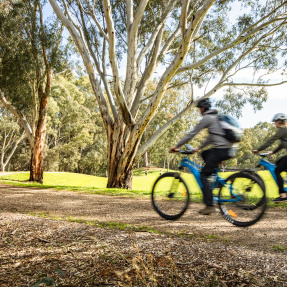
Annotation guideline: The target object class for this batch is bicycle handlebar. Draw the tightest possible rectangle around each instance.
[179,150,195,155]
[258,153,270,158]
[179,144,195,155]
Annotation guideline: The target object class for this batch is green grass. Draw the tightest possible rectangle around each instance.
[272,244,287,252]
[0,170,286,201]
[0,170,172,197]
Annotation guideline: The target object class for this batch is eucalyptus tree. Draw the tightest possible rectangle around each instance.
[49,0,287,188]
[0,110,26,172]
[0,0,67,183]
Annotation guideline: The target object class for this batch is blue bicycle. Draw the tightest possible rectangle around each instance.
[256,153,287,192]
[152,146,266,227]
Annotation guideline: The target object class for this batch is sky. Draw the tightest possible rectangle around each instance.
[194,72,287,129]
[238,85,287,128]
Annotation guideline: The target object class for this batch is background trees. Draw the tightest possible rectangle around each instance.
[0,110,25,172]
[0,0,67,183]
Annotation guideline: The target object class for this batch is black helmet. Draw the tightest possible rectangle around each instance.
[196,98,211,110]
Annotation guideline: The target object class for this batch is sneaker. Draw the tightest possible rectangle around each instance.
[198,206,216,215]
[273,197,287,202]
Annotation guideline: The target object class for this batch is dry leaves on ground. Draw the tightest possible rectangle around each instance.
[1,212,287,287]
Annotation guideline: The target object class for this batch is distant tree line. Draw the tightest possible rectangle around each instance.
[0,74,282,175]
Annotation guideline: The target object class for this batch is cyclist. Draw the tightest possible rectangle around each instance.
[169,98,235,215]
[253,113,287,202]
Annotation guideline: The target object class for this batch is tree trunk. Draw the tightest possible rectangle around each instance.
[143,151,149,167]
[171,154,177,169]
[29,71,52,183]
[106,123,140,189]
[29,94,49,183]
[1,150,4,172]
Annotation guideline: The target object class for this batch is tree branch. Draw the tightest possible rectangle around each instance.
[82,0,109,41]
[49,0,114,128]
[103,0,134,126]
[222,81,287,87]
[0,90,33,146]
[177,14,287,74]
[131,25,164,116]
[136,0,177,68]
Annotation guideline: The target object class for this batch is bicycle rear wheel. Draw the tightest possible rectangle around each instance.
[218,172,266,227]
[152,172,190,220]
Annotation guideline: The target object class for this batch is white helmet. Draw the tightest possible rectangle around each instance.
[272,113,287,122]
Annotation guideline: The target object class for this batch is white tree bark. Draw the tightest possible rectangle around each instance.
[0,90,33,146]
[0,131,25,172]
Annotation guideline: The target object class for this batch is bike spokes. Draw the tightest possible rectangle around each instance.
[218,172,266,227]
[152,172,190,220]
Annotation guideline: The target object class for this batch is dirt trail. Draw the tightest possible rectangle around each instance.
[0,183,286,251]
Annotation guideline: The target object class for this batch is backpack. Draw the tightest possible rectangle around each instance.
[215,115,243,143]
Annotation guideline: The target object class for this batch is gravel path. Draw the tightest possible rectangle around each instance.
[1,183,287,286]
[0,183,286,252]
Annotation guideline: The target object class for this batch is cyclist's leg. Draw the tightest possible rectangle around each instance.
[201,149,216,207]
[275,155,287,196]
[201,148,231,207]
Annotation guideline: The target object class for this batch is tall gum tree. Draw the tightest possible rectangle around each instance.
[48,0,287,188]
[0,0,66,183]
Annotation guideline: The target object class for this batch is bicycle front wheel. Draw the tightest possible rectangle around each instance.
[152,172,190,220]
[218,172,266,227]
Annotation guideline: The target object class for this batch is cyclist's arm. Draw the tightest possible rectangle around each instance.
[257,129,284,151]
[175,117,209,148]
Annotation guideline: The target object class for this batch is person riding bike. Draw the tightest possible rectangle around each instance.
[253,113,287,202]
[169,98,235,215]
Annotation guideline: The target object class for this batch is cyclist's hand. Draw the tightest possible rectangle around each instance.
[193,148,201,152]
[253,150,259,155]
[169,146,179,153]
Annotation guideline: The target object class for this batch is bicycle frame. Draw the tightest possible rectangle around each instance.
[180,157,242,203]
[257,157,287,192]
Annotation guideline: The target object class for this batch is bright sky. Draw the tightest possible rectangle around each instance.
[238,86,287,128]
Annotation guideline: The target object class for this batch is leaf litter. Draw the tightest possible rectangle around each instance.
[1,212,287,286]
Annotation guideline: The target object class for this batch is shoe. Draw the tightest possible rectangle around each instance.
[273,197,287,202]
[198,206,216,215]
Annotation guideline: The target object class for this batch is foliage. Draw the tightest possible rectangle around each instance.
[45,75,107,175]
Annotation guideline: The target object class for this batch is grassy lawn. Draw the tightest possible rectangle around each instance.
[0,169,285,202]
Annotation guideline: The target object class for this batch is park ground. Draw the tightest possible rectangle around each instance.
[0,172,287,286]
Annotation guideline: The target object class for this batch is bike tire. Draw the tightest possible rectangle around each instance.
[218,171,266,227]
[152,172,190,220]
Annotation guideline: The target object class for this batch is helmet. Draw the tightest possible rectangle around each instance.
[272,113,287,122]
[196,98,211,110]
